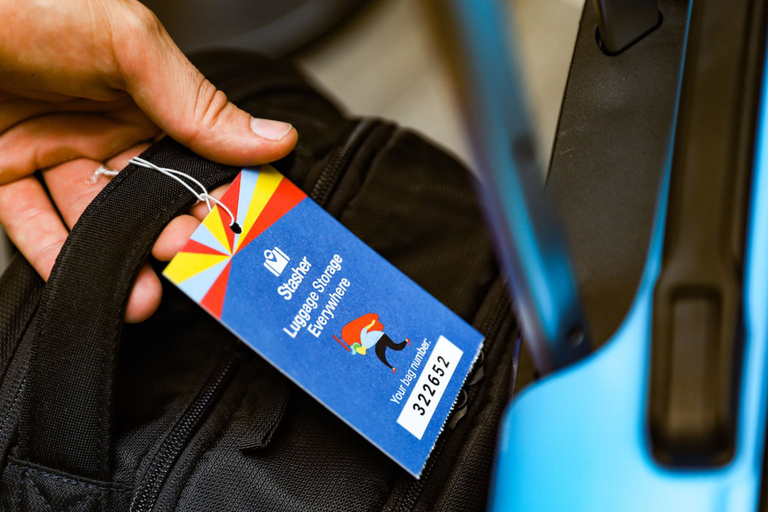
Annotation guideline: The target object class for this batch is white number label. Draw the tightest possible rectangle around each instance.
[397,336,463,439]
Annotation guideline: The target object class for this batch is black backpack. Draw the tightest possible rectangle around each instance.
[0,51,524,511]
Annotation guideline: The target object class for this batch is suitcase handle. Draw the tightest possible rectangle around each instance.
[18,138,240,480]
[649,0,759,467]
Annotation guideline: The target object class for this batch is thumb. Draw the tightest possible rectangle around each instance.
[109,4,297,166]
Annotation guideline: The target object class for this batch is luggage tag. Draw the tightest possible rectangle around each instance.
[163,164,484,477]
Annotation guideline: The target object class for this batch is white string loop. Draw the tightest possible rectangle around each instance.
[127,157,241,233]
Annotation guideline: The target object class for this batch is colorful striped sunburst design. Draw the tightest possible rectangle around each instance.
[163,165,306,317]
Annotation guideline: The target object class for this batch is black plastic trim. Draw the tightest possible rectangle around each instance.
[649,0,767,467]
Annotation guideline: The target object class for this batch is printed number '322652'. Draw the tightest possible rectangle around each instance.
[396,336,463,439]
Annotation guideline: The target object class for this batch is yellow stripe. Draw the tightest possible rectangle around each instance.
[235,167,283,252]
[202,206,231,254]
[163,252,230,284]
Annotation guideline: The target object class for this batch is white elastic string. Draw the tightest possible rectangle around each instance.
[127,157,240,233]
[87,165,120,184]
[147,165,214,211]
[95,165,119,178]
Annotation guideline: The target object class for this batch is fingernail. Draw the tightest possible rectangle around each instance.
[250,117,293,141]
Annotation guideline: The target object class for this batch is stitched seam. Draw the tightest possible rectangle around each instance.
[16,468,25,510]
[27,471,99,512]
[61,494,94,512]
[0,375,24,442]
[0,271,42,386]
[27,474,54,512]
[7,463,132,494]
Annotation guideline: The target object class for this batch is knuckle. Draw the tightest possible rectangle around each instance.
[0,144,22,186]
[3,205,44,233]
[28,236,67,278]
[30,237,66,265]
[182,80,229,146]
[127,3,164,39]
[197,83,229,128]
[102,3,167,88]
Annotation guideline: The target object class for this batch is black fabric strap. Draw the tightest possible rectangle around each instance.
[19,138,240,480]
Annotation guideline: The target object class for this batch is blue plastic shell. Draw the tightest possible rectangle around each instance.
[490,22,768,512]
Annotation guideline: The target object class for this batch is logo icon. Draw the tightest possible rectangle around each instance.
[264,247,290,277]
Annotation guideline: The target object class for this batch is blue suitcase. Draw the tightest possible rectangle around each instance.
[439,0,768,509]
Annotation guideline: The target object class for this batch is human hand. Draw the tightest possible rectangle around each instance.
[0,0,297,322]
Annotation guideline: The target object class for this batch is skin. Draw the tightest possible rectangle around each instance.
[0,0,298,322]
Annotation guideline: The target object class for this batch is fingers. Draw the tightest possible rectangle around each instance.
[138,183,232,319]
[154,182,228,261]
[0,96,135,133]
[0,176,68,280]
[153,215,199,261]
[0,112,159,184]
[109,3,297,166]
[189,184,229,221]
[43,158,113,226]
[42,148,227,269]
[42,141,152,228]
[125,263,162,324]
[105,142,152,171]
[5,138,231,324]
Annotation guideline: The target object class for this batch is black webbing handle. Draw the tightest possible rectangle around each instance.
[18,138,241,480]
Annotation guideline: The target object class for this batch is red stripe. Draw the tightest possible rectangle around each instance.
[201,261,232,319]
[219,173,242,252]
[333,335,350,352]
[180,239,228,257]
[235,178,306,254]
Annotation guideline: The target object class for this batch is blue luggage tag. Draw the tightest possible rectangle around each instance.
[163,165,485,477]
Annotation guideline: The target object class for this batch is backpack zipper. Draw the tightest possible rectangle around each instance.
[310,118,377,206]
[396,287,511,512]
[129,354,237,512]
[128,121,378,511]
